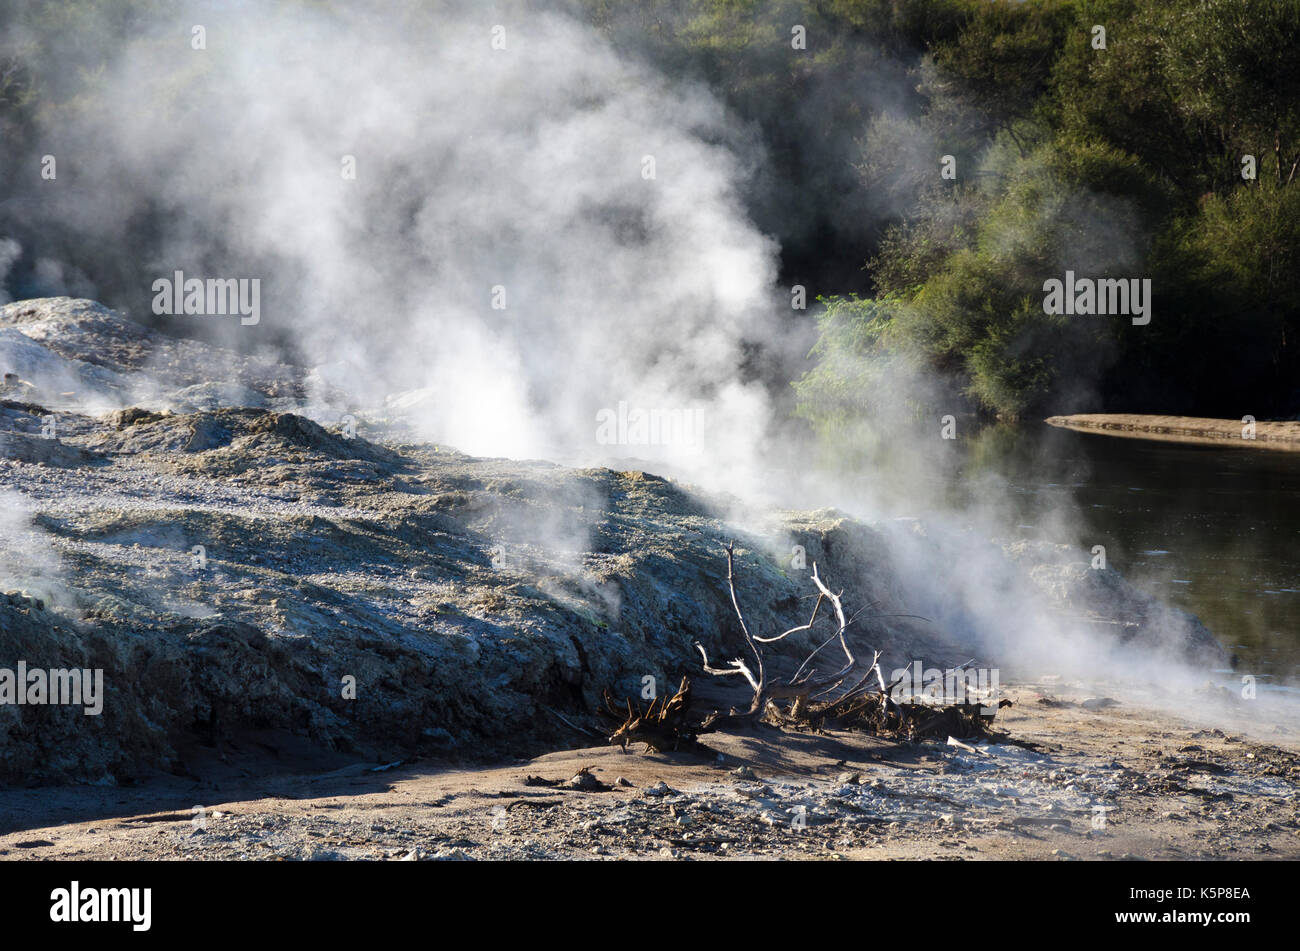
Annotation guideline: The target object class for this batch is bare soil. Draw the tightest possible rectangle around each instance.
[3,680,1296,861]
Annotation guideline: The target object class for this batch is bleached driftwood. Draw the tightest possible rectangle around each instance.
[694,540,895,724]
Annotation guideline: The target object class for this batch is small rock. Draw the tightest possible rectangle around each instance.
[1081,697,1117,711]
[566,768,606,791]
[732,766,755,779]
[615,776,633,787]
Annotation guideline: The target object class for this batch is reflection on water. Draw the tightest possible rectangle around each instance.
[955,423,1300,684]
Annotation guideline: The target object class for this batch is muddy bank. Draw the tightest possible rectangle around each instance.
[1046,413,1300,450]
[1,682,1296,861]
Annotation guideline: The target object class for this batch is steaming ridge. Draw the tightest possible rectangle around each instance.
[0,297,1241,785]
[0,2,791,488]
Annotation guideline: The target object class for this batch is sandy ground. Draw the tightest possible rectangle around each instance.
[2,680,1296,861]
[1045,414,1300,450]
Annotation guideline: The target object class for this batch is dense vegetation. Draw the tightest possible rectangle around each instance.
[585,0,1300,422]
[2,0,1297,424]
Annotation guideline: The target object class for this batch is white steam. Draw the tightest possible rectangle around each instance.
[46,2,785,492]
[2,0,1292,731]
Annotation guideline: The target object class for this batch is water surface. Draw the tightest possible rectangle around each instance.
[960,424,1300,684]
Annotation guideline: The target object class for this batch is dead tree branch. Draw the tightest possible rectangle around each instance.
[600,676,698,753]
[696,543,881,723]
[694,542,1008,740]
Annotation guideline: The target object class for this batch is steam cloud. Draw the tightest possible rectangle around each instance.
[1,0,1293,728]
[7,0,794,493]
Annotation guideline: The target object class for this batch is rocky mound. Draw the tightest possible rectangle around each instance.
[0,299,1229,786]
[0,296,301,412]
